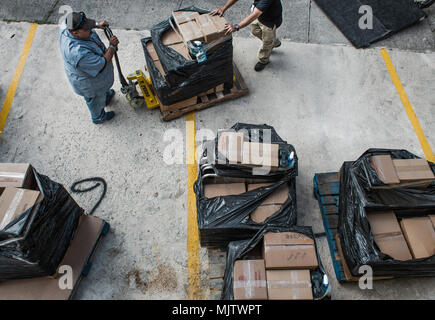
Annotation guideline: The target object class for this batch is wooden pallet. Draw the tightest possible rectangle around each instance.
[207,248,227,300]
[313,172,393,283]
[160,63,249,121]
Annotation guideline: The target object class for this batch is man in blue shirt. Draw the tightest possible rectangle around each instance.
[212,0,282,72]
[59,12,119,124]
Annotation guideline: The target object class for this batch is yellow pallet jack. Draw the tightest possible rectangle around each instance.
[104,27,160,110]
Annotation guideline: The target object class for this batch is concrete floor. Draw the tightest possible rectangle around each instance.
[0,1,435,300]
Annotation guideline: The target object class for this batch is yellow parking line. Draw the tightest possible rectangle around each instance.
[380,49,435,163]
[0,23,38,137]
[186,112,201,299]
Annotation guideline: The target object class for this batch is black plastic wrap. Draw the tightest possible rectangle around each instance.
[338,148,435,277]
[141,6,234,106]
[313,0,426,48]
[0,168,83,280]
[221,225,328,300]
[194,124,298,247]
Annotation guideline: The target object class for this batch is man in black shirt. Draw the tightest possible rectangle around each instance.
[211,0,282,71]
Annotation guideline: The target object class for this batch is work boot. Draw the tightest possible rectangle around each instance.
[254,61,269,72]
[93,111,115,124]
[106,89,116,106]
[273,39,281,48]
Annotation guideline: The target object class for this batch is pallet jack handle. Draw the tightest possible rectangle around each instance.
[103,27,129,91]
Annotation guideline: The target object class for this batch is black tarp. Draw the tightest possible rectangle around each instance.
[141,6,234,106]
[0,168,83,280]
[338,149,435,277]
[194,124,298,247]
[313,0,427,48]
[221,226,329,300]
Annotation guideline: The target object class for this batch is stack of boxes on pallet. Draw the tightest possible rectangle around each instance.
[0,163,107,299]
[144,9,233,109]
[205,131,288,224]
[369,155,435,260]
[233,232,318,300]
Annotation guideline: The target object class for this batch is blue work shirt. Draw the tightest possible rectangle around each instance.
[59,23,114,98]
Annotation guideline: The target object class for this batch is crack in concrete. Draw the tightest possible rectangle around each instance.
[42,0,60,24]
[308,0,312,43]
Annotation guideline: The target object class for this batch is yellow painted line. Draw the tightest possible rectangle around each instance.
[186,112,201,300]
[380,49,435,163]
[0,23,38,137]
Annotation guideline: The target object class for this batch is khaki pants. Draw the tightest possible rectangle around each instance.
[250,19,279,64]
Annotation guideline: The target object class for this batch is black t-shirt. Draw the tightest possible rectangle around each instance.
[254,0,283,28]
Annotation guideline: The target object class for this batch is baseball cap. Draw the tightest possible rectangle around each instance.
[66,12,96,31]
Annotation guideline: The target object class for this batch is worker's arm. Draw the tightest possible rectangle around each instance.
[210,0,240,16]
[103,36,119,64]
[224,7,263,35]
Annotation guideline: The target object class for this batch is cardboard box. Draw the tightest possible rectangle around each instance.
[0,187,40,232]
[401,217,435,259]
[169,42,192,60]
[0,163,33,194]
[430,215,435,230]
[393,159,435,182]
[204,183,246,198]
[218,132,244,163]
[172,11,200,25]
[178,20,204,43]
[367,211,412,261]
[247,183,289,205]
[242,142,280,168]
[263,232,318,269]
[266,270,313,300]
[250,205,281,223]
[146,42,159,61]
[0,214,105,300]
[371,155,400,185]
[161,28,183,45]
[233,259,268,300]
[172,11,228,45]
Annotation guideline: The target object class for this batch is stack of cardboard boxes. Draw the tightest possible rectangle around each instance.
[144,10,232,107]
[367,211,435,260]
[217,131,281,170]
[0,163,107,299]
[371,155,435,188]
[367,155,435,260]
[233,232,318,300]
[205,131,287,223]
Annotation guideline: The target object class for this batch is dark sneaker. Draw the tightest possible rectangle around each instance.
[106,89,116,106]
[274,39,281,48]
[93,111,115,124]
[254,62,269,72]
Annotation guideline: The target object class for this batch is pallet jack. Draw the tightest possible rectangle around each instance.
[103,27,159,110]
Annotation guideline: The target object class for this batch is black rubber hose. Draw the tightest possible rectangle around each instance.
[70,177,107,215]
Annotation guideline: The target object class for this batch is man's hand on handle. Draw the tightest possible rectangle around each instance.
[96,20,110,29]
[109,36,119,48]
